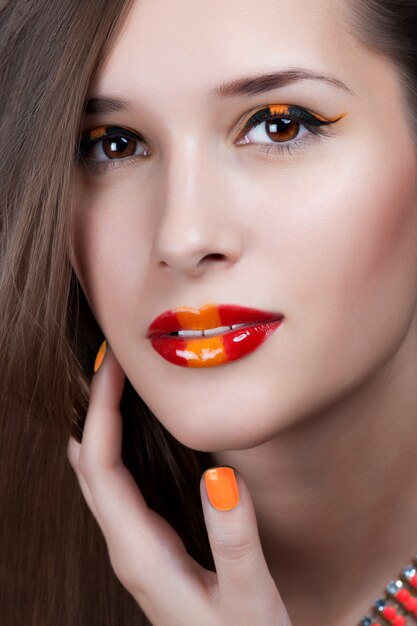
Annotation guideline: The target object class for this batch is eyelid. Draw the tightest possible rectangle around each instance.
[81,125,142,139]
[235,103,347,141]
[79,125,145,152]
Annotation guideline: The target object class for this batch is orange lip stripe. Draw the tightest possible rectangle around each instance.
[175,303,222,330]
[183,336,228,367]
[175,304,228,367]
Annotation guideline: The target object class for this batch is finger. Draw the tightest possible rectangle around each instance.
[200,467,292,624]
[67,435,81,467]
[73,342,212,617]
[67,436,100,520]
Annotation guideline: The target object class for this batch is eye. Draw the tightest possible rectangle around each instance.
[77,106,345,176]
[235,104,345,156]
[77,125,150,175]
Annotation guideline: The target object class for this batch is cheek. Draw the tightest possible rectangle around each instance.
[70,184,152,327]
[327,161,416,314]
[285,148,417,376]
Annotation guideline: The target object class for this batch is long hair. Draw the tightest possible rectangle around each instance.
[1,1,416,624]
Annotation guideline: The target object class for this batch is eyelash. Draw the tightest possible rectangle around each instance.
[77,104,342,175]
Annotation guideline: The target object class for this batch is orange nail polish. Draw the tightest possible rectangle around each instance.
[94,340,107,373]
[204,467,240,511]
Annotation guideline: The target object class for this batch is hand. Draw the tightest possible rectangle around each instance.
[67,343,293,626]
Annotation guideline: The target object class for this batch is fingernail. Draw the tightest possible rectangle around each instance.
[94,340,107,373]
[204,467,240,511]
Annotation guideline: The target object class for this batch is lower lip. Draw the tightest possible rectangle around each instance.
[149,320,283,368]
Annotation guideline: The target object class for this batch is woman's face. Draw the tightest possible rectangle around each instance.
[71,0,417,451]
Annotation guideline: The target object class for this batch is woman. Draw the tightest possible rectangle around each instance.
[1,0,417,624]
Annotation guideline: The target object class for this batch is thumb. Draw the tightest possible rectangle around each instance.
[200,467,291,623]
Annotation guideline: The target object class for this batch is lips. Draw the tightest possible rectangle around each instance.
[148,303,284,368]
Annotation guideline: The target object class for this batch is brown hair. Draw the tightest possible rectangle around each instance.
[347,0,417,142]
[0,0,416,623]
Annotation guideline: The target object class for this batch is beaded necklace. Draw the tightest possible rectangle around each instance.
[360,555,417,625]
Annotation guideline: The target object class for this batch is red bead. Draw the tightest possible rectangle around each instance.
[407,598,417,611]
[382,606,397,619]
[411,574,417,587]
[393,616,406,626]
[397,589,411,602]
[382,605,397,619]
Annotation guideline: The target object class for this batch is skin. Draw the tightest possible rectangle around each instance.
[68,0,417,624]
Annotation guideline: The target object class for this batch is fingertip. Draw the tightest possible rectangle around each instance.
[202,466,240,512]
[90,339,125,391]
[93,340,108,374]
[67,436,81,466]
[84,344,127,454]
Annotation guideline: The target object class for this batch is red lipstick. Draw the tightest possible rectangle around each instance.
[148,303,283,368]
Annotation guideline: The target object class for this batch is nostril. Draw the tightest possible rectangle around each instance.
[199,253,226,264]
[157,252,227,271]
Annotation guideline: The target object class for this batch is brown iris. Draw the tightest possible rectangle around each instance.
[265,117,300,143]
[101,135,137,159]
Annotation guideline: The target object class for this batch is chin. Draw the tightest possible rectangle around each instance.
[142,391,299,452]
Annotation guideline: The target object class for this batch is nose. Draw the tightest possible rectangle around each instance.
[152,147,243,278]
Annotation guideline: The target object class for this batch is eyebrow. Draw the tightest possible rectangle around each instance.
[84,68,355,114]
[212,68,355,99]
[84,97,131,114]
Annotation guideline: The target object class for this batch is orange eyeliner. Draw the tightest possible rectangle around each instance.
[268,104,347,123]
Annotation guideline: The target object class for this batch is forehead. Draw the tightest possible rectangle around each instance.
[89,0,401,115]
[91,0,361,97]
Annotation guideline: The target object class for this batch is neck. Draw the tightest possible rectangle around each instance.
[212,328,417,625]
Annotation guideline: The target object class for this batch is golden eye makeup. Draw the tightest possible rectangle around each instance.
[77,104,347,175]
[235,104,346,157]
[77,125,150,175]
[236,104,345,141]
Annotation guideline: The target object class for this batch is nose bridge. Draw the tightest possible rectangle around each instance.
[152,137,242,274]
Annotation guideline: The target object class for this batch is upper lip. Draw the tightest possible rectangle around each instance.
[147,304,284,337]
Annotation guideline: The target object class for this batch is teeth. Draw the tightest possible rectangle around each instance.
[203,325,232,337]
[176,323,248,337]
